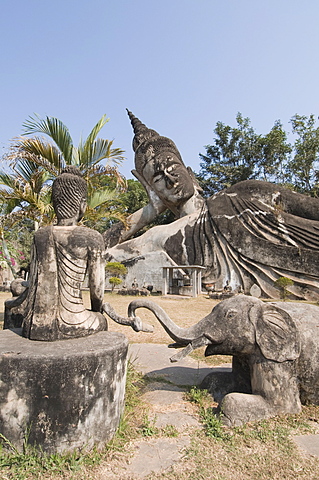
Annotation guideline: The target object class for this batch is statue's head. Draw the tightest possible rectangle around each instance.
[127,110,195,211]
[52,166,87,223]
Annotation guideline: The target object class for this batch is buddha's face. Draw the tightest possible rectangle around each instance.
[142,152,195,209]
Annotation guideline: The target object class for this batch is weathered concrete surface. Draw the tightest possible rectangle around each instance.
[125,436,190,478]
[143,382,201,430]
[128,343,229,386]
[0,329,128,453]
[293,434,319,458]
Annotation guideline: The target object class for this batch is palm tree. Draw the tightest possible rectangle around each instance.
[0,160,54,275]
[0,159,54,230]
[2,114,127,228]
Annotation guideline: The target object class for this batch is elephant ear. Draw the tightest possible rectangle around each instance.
[250,304,301,362]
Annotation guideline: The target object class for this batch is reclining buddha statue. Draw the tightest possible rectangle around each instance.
[105,111,319,301]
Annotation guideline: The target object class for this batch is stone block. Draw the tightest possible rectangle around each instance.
[0,329,128,453]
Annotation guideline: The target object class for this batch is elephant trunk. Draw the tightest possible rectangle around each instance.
[102,302,154,332]
[127,299,209,345]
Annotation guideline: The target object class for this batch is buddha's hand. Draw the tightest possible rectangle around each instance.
[132,169,166,215]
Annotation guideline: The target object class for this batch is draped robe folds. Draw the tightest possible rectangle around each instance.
[108,180,319,301]
[171,180,319,300]
[22,225,106,341]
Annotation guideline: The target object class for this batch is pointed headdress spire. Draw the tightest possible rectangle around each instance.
[126,109,159,153]
[126,109,184,175]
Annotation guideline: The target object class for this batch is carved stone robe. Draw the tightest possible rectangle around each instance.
[22,225,106,341]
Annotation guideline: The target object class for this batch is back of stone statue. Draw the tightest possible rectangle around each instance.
[22,224,106,341]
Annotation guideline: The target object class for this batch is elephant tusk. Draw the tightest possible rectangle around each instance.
[169,336,211,363]
[102,302,154,333]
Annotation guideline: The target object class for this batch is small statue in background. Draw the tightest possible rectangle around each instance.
[132,278,138,289]
[4,278,28,329]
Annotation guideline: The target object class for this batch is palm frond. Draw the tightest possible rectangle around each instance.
[30,171,51,195]
[22,115,73,164]
[71,146,80,166]
[13,157,40,180]
[0,172,17,189]
[88,187,118,209]
[77,115,109,165]
[10,137,62,175]
[83,115,109,148]
[13,159,51,188]
[40,186,52,206]
[78,138,125,169]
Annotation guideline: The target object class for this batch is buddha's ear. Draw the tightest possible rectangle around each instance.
[186,167,203,193]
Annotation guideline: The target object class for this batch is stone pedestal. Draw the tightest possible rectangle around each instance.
[0,329,128,453]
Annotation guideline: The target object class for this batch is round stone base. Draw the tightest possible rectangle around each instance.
[0,329,128,453]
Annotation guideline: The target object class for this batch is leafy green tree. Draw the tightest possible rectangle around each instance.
[288,114,319,195]
[119,179,149,215]
[108,276,123,292]
[105,261,127,292]
[198,114,292,196]
[198,113,260,195]
[0,191,37,276]
[258,120,292,183]
[105,261,128,277]
[0,160,54,231]
[198,113,319,198]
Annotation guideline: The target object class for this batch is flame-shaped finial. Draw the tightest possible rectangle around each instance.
[126,109,159,153]
[126,109,184,175]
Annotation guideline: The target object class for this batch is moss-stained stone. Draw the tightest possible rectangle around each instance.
[0,329,128,453]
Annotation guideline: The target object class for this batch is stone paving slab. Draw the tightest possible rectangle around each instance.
[150,410,200,429]
[142,381,201,430]
[125,436,190,478]
[142,385,186,405]
[128,343,231,386]
[293,434,319,458]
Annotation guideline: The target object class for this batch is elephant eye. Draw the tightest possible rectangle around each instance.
[226,309,237,320]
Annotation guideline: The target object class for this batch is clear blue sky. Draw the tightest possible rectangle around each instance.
[1,0,319,178]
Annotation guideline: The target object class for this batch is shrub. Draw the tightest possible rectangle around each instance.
[109,276,122,292]
[274,277,294,301]
[105,262,127,292]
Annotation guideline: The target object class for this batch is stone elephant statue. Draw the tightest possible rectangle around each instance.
[126,295,319,426]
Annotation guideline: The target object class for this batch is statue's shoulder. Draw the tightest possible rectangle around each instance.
[73,226,105,247]
[33,226,52,242]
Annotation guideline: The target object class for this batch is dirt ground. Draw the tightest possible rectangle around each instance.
[0,290,219,344]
